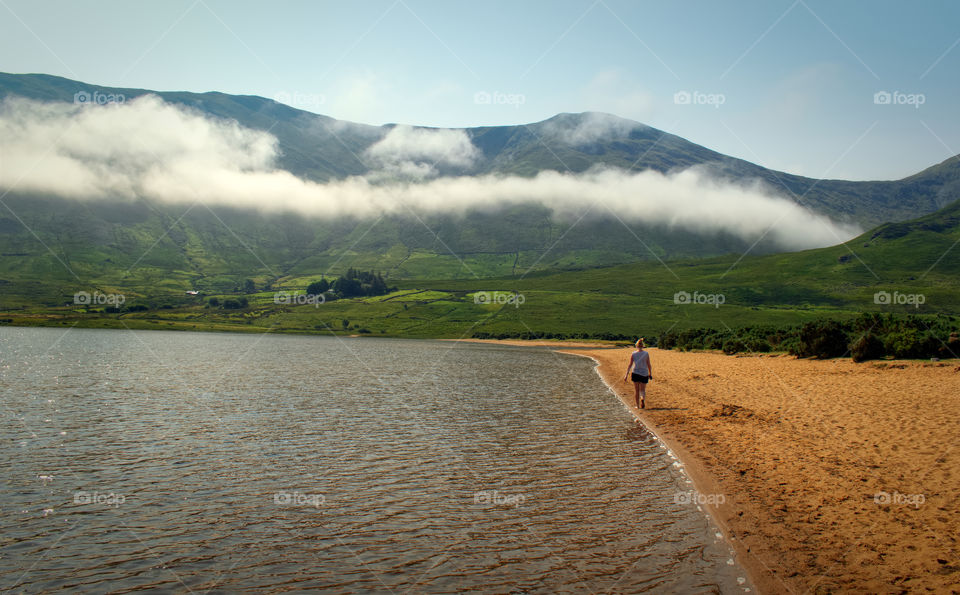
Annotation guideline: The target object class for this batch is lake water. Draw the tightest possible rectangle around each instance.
[1,327,750,593]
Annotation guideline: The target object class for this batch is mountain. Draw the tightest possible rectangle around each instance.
[2,72,959,227]
[0,72,959,305]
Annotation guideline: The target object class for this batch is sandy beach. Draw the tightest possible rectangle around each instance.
[552,346,960,594]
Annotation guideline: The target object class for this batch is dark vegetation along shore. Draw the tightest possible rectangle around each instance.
[476,313,960,362]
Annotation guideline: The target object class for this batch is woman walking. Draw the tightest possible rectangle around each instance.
[623,338,652,409]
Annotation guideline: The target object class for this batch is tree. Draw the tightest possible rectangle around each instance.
[244,279,256,293]
[328,269,391,298]
[307,279,329,296]
[332,275,362,297]
[208,297,220,307]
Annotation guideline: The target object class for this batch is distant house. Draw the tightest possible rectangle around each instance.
[185,290,200,295]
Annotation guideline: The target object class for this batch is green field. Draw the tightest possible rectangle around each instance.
[3,186,959,342]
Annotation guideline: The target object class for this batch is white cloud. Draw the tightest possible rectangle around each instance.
[542,111,643,146]
[0,95,277,199]
[365,125,479,167]
[0,96,860,250]
[363,124,480,178]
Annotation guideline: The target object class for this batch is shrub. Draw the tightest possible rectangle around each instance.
[939,332,960,359]
[796,320,849,359]
[705,334,725,350]
[722,338,747,355]
[849,332,885,362]
[883,329,922,359]
[658,331,678,350]
[745,338,771,352]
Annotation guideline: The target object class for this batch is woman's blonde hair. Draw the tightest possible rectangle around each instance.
[635,337,645,348]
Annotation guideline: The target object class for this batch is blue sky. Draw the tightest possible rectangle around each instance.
[1,0,958,180]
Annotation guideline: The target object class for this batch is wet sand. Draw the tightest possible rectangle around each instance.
[556,346,960,594]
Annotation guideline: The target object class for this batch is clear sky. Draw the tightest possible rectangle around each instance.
[1,0,958,180]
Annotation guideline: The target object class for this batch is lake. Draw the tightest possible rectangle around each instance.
[1,327,749,593]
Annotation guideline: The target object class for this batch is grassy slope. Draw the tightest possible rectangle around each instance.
[5,201,958,339]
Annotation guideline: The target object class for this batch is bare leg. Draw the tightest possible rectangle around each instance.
[633,381,641,408]
[639,382,647,408]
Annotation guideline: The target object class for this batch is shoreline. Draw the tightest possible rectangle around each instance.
[556,345,959,594]
[559,348,771,594]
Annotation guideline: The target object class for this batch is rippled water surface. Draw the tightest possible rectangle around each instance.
[1,327,749,593]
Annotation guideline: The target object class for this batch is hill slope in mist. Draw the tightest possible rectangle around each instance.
[0,71,958,302]
[3,199,958,340]
[2,72,959,228]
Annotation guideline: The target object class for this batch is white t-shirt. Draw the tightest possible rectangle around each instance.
[631,350,650,376]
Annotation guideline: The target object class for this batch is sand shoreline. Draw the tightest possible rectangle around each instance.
[566,347,959,594]
[456,339,960,593]
[560,348,769,593]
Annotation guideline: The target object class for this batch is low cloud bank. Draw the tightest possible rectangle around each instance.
[0,96,860,250]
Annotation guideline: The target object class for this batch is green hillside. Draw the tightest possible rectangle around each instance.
[3,199,957,342]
